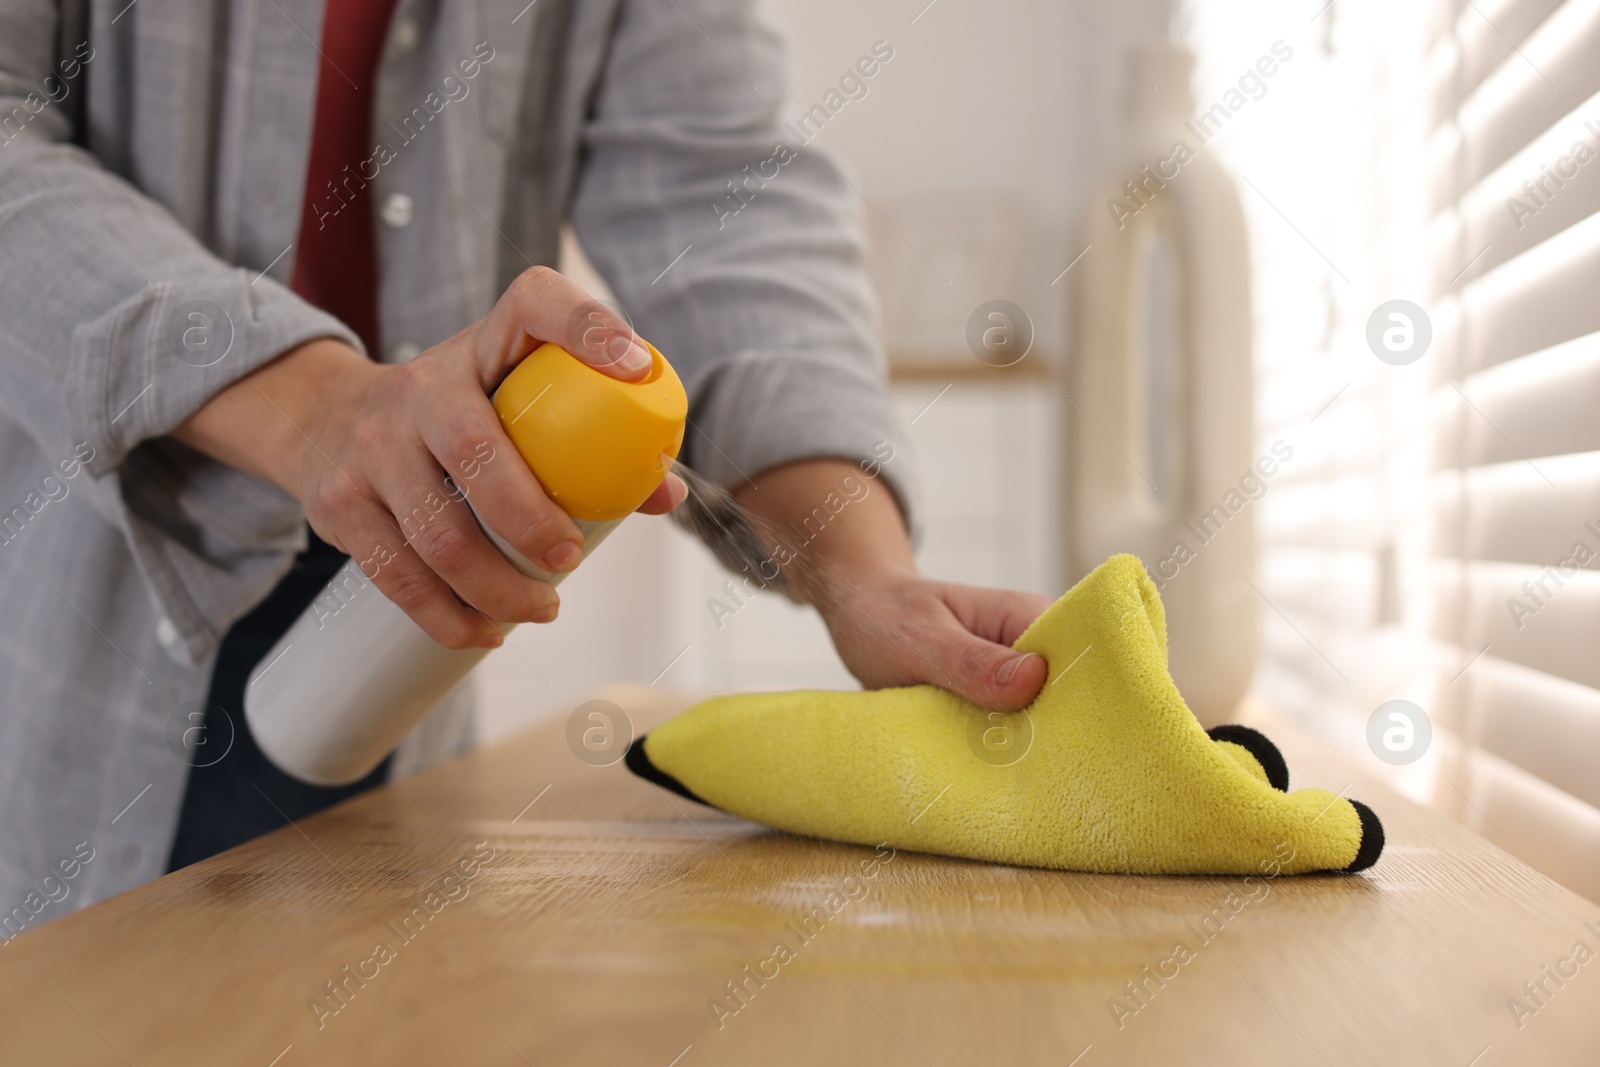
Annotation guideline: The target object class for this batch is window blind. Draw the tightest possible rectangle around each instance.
[1181,0,1600,900]
[1432,0,1600,901]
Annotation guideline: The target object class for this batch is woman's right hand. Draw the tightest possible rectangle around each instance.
[174,266,686,649]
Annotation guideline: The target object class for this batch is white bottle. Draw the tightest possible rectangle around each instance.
[244,341,688,785]
[1066,42,1257,727]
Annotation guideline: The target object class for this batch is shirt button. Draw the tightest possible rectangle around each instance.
[390,17,420,52]
[380,193,415,229]
[156,617,179,649]
[391,342,422,363]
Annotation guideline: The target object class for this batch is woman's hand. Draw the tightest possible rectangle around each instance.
[817,572,1053,712]
[735,459,1051,712]
[174,266,686,649]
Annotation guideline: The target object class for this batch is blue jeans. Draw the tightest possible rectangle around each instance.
[166,530,392,872]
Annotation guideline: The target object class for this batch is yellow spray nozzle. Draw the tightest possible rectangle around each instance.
[491,340,688,522]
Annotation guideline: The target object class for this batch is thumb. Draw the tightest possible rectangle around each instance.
[476,266,654,386]
[922,616,1047,713]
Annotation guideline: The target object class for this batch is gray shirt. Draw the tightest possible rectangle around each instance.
[0,0,914,931]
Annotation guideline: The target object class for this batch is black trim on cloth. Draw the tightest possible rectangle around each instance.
[1208,724,1291,792]
[625,735,713,807]
[1343,800,1385,872]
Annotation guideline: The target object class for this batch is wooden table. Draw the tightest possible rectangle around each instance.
[4,690,1596,1066]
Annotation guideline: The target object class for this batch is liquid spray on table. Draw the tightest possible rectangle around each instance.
[245,340,689,785]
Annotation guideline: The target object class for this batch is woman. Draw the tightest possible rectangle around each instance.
[0,0,1049,932]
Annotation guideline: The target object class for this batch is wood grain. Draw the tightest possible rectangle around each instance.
[2,689,1596,1066]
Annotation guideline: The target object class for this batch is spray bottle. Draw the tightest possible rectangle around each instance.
[244,340,688,785]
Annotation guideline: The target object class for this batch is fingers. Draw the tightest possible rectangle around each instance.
[326,504,503,651]
[838,585,1049,710]
[636,472,687,515]
[824,580,1050,712]
[940,583,1054,647]
[378,460,562,630]
[916,585,1052,711]
[297,265,674,652]
[476,265,653,386]
[409,371,587,575]
[920,618,1049,713]
[295,300,636,651]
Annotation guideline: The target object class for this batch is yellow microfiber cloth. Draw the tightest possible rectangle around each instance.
[627,554,1383,875]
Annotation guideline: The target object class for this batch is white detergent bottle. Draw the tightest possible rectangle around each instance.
[244,340,687,785]
[1066,42,1258,727]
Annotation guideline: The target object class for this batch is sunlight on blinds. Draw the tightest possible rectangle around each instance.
[1178,0,1440,785]
[1181,0,1600,898]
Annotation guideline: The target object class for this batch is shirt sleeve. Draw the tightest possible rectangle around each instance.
[567,0,921,536]
[0,3,360,666]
